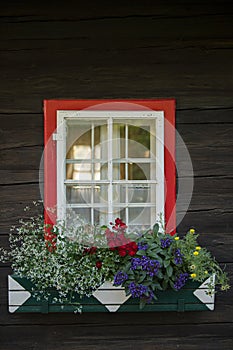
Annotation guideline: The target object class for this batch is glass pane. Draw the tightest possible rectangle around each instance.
[128,207,151,226]
[66,162,92,180]
[66,185,92,204]
[112,207,126,223]
[112,163,125,180]
[112,184,126,203]
[111,124,125,159]
[128,124,151,158]
[98,162,108,180]
[128,184,152,203]
[66,120,108,161]
[66,185,109,205]
[94,208,108,226]
[94,185,108,204]
[66,208,91,225]
[66,121,91,160]
[112,184,155,204]
[97,124,108,161]
[128,163,151,180]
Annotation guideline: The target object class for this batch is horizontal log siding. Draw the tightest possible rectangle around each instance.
[0,1,232,349]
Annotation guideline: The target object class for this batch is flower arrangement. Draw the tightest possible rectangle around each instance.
[0,205,230,311]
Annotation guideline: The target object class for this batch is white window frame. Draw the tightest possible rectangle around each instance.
[55,110,164,228]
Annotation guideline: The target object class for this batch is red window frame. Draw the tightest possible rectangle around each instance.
[44,99,176,234]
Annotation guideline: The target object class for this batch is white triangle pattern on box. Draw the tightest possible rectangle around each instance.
[8,276,31,313]
[193,275,215,311]
[92,281,131,312]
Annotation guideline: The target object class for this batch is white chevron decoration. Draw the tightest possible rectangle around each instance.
[193,276,215,310]
[92,281,131,312]
[8,276,31,313]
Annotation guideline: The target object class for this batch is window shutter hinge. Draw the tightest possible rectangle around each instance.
[52,133,63,141]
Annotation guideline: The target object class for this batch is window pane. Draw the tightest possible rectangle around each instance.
[66,185,92,204]
[112,163,125,180]
[94,185,108,203]
[66,185,109,204]
[112,207,126,222]
[107,123,125,159]
[128,207,151,227]
[128,184,153,203]
[94,208,108,225]
[128,124,151,158]
[67,208,91,225]
[66,162,92,180]
[128,163,151,180]
[112,184,155,204]
[66,120,107,161]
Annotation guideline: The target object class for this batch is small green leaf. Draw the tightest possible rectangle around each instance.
[164,259,170,268]
[153,223,159,234]
[166,265,173,277]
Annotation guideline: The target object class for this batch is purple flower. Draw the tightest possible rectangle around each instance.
[131,257,141,270]
[160,237,172,248]
[140,256,161,277]
[113,271,128,286]
[138,242,149,251]
[174,273,189,290]
[174,249,183,265]
[129,282,148,298]
[131,256,160,277]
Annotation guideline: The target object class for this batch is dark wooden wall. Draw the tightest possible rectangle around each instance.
[0,1,233,349]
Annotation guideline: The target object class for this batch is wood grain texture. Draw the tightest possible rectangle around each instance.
[0,46,232,112]
[0,323,232,350]
[0,0,232,348]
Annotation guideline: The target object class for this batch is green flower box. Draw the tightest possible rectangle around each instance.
[8,274,215,313]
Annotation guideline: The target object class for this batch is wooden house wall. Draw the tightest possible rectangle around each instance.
[0,1,232,349]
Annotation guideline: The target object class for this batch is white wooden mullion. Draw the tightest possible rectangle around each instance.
[108,117,113,224]
[61,110,163,119]
[56,112,67,221]
[125,123,129,224]
[91,123,95,225]
[155,114,165,223]
[150,120,157,227]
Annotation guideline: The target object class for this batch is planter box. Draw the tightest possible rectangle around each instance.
[8,275,215,313]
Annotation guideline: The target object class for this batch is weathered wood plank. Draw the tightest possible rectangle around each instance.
[0,323,232,350]
[0,113,43,150]
[177,107,233,124]
[177,176,233,212]
[1,11,232,41]
[1,0,232,19]
[177,209,233,234]
[0,146,43,170]
[0,47,232,112]
[0,184,41,232]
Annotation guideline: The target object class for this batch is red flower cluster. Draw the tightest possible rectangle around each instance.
[118,241,138,257]
[110,217,127,231]
[106,218,138,257]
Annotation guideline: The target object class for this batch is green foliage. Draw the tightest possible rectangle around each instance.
[0,205,230,311]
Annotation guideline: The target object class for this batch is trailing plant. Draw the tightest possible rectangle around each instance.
[0,205,230,311]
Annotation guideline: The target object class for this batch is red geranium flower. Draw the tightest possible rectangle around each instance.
[96,261,102,269]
